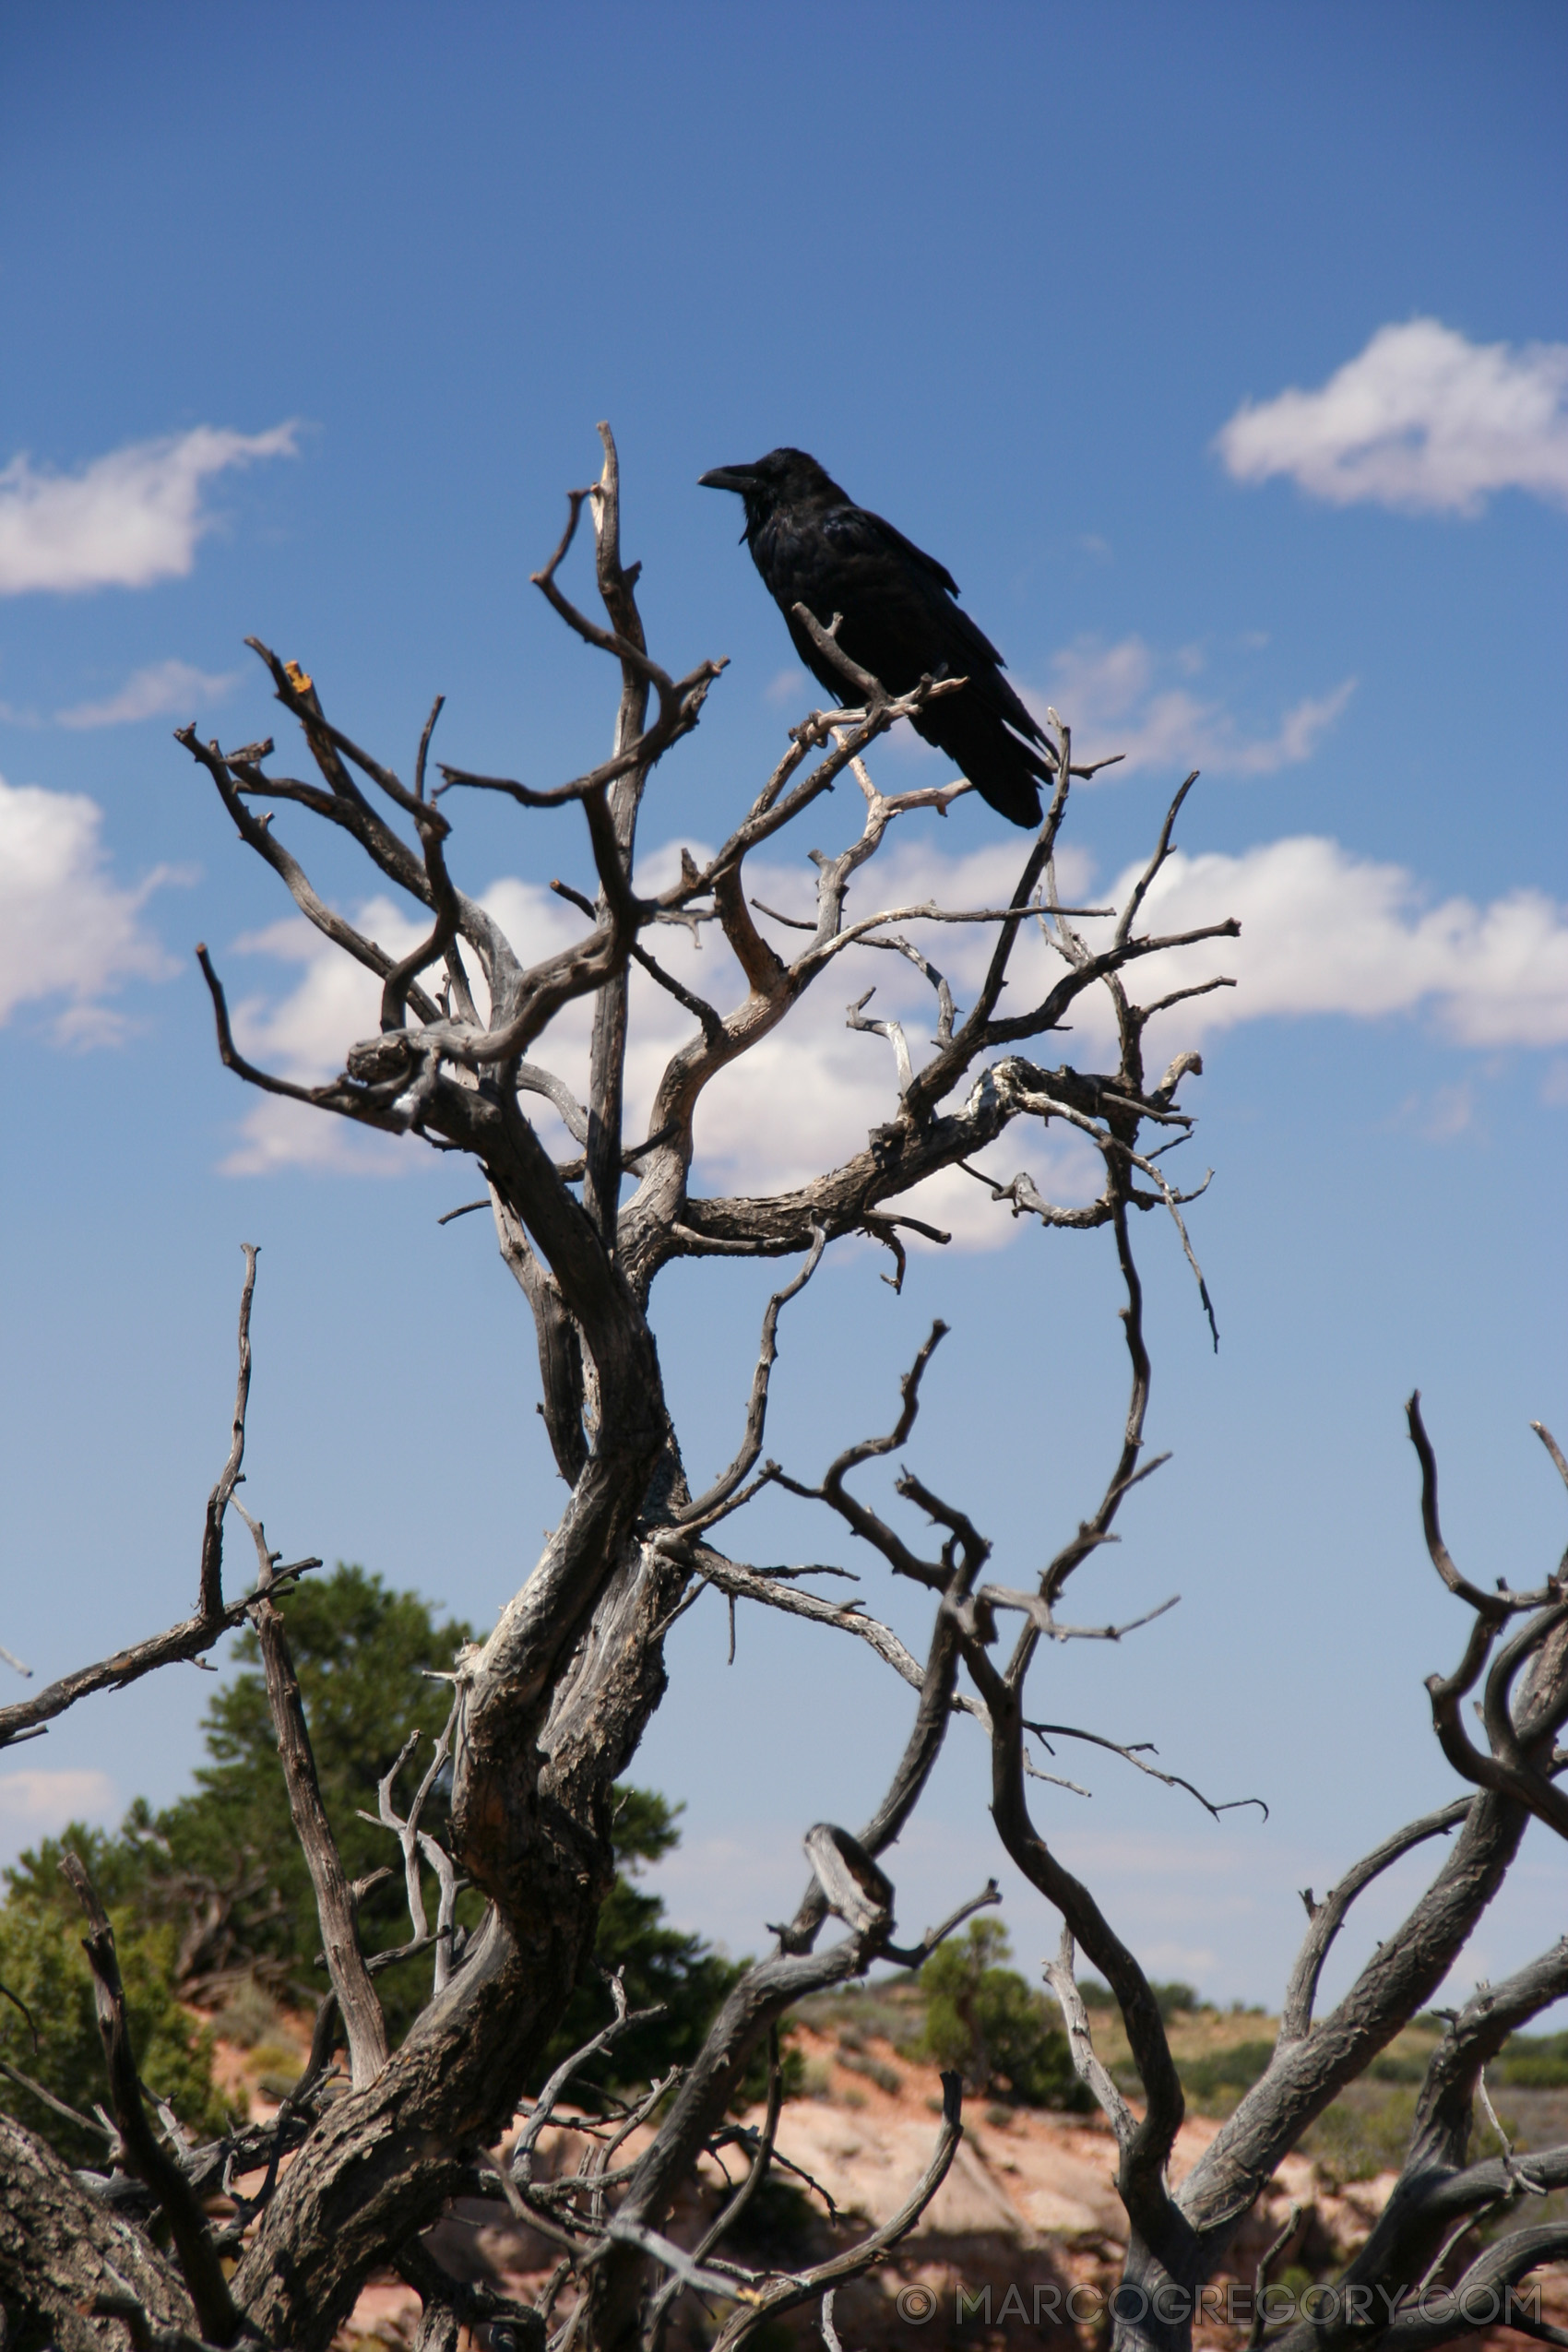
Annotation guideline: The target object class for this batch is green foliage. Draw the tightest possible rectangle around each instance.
[1495,2030,1568,2089]
[3,1822,157,1915]
[0,1844,237,2168]
[1303,2087,1418,2183]
[1177,2038,1275,2113]
[608,1784,684,1870]
[1360,2025,1568,2094]
[1150,1980,1200,2020]
[920,1919,1091,2110]
[838,2047,902,2095]
[153,1563,479,2038]
[1368,2049,1427,2084]
[1,1567,748,2153]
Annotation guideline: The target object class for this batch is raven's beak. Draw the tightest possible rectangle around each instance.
[697,465,756,493]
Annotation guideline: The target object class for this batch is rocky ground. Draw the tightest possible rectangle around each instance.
[206,1993,1568,2351]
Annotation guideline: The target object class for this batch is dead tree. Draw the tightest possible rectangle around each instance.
[2,427,1562,2352]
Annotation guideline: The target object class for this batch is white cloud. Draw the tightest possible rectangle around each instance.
[1094,835,1568,1052]
[0,422,300,594]
[1039,636,1354,778]
[1215,319,1568,516]
[0,773,182,1044]
[55,658,243,730]
[0,1767,117,1844]
[219,906,429,1175]
[210,820,1566,1213]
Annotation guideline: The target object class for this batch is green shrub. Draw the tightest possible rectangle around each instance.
[152,1563,481,2039]
[0,1855,237,2168]
[838,2048,901,2094]
[1177,2037,1274,2114]
[1303,2088,1418,2183]
[212,1977,280,2049]
[1150,1981,1200,2020]
[1495,2031,1568,2089]
[2,1567,756,2156]
[920,1920,1091,2110]
[1368,2049,1426,2084]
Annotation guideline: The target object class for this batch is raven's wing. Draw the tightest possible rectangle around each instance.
[765,500,1051,776]
[850,509,1051,749]
[817,505,1007,664]
[855,507,962,600]
[773,505,959,685]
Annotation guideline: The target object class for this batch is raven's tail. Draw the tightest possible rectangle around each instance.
[912,696,1050,828]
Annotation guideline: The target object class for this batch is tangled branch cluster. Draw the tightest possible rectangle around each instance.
[3,427,1564,2352]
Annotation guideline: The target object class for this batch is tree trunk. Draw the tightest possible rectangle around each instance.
[0,2114,196,2352]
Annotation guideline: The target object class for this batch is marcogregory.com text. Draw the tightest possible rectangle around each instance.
[887,2277,1548,2330]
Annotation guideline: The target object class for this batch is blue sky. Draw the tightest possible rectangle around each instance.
[1,1,1564,2012]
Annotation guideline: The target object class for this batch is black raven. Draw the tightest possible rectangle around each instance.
[697,446,1053,827]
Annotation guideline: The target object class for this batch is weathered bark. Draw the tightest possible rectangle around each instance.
[248,1591,391,2091]
[234,1514,690,2352]
[0,2114,196,2352]
[232,1911,577,2347]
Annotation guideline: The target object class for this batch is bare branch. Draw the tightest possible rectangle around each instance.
[231,1504,389,2088]
[357,1693,465,1994]
[1425,1601,1568,1836]
[845,983,912,1094]
[675,1228,827,1527]
[175,728,445,1025]
[1115,771,1199,949]
[1027,1717,1269,1822]
[1247,2202,1305,2349]
[197,1243,256,1618]
[707,2073,965,2351]
[0,1552,320,1751]
[666,1547,926,1691]
[0,2051,113,2144]
[1044,1928,1137,2143]
[881,1876,1003,1969]
[196,944,382,1119]
[787,1321,954,1592]
[1533,1418,1568,1497]
[59,1853,240,2345]
[992,1587,1180,1643]
[643,2026,788,2344]
[1407,1392,1562,1617]
[511,1976,668,2193]
[1378,2225,1568,2352]
[437,1196,491,1226]
[1277,1798,1472,2045]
